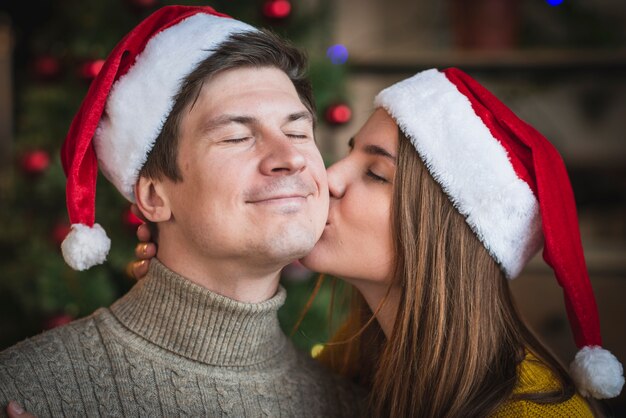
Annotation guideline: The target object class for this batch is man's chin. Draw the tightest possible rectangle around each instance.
[263,234,317,263]
[271,243,315,265]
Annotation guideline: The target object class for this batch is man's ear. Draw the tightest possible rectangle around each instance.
[134,176,172,223]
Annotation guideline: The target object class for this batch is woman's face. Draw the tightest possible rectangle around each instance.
[301,108,398,284]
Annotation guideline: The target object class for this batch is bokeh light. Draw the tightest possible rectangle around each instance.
[326,44,349,65]
[325,103,352,125]
[263,0,291,19]
[80,59,105,80]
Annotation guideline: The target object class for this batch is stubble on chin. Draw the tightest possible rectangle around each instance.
[259,223,319,264]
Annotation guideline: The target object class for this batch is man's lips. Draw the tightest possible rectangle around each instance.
[245,177,316,204]
[246,194,309,204]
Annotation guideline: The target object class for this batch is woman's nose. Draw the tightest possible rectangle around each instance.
[326,161,347,199]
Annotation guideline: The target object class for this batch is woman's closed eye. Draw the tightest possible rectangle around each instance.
[366,169,388,183]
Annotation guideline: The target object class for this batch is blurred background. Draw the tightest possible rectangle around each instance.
[0,0,625,414]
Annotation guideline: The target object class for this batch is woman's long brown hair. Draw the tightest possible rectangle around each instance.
[315,131,578,417]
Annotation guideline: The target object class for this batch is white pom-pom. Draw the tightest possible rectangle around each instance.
[61,223,111,271]
[570,345,624,399]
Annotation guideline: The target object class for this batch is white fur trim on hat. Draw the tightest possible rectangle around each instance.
[570,346,625,399]
[61,223,111,271]
[374,69,543,279]
[94,13,257,202]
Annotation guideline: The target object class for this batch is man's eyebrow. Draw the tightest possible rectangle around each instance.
[201,112,313,134]
[201,115,257,133]
[286,111,313,123]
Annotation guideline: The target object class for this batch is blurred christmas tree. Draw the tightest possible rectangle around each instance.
[0,0,351,351]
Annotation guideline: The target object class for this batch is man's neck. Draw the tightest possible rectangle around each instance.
[156,245,283,303]
[111,258,289,366]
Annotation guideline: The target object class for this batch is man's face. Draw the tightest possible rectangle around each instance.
[161,66,328,271]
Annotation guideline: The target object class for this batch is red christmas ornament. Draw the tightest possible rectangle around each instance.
[122,206,144,231]
[79,59,105,81]
[43,313,74,330]
[51,222,72,247]
[325,103,352,125]
[263,0,292,20]
[20,149,51,176]
[33,55,61,81]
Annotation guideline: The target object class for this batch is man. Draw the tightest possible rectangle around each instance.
[0,6,362,417]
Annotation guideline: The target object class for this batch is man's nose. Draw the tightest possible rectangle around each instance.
[259,134,307,175]
[326,161,346,199]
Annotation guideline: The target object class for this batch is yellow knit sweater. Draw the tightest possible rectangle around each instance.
[493,354,593,417]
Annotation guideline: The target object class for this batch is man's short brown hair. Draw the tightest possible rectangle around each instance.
[139,29,315,183]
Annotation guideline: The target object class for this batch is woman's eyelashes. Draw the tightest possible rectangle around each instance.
[366,169,388,183]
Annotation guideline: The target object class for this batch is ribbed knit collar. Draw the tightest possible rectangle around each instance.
[110,258,288,366]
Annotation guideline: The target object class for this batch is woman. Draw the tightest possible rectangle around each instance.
[131,68,623,416]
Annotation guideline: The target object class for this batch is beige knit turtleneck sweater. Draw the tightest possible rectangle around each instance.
[0,259,364,417]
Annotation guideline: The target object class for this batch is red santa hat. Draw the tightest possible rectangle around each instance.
[60,6,257,271]
[375,68,624,399]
